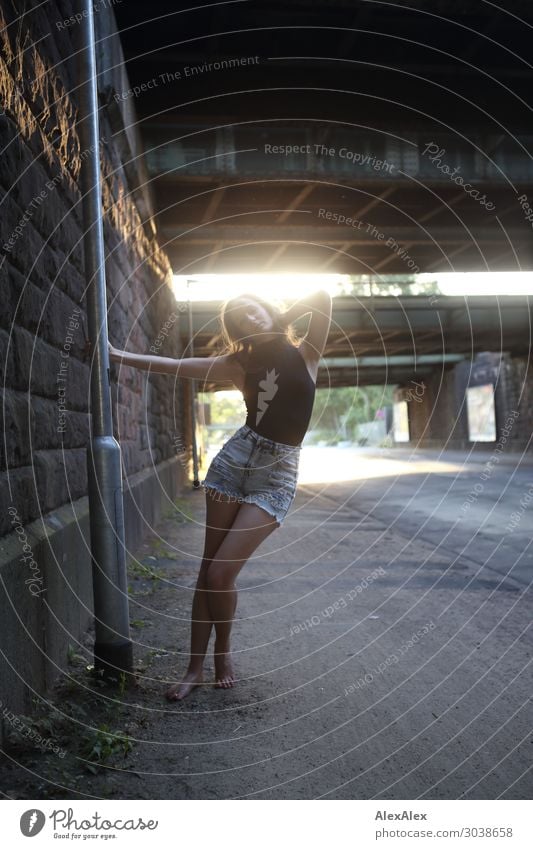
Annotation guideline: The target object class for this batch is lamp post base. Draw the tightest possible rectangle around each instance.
[93,640,135,687]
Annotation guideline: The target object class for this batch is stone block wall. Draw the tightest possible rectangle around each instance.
[0,1,190,718]
[0,0,187,538]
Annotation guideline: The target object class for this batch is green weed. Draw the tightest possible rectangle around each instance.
[79,724,134,775]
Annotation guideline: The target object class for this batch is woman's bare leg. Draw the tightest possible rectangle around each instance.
[166,489,242,701]
[205,503,279,688]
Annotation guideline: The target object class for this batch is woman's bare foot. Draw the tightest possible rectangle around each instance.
[214,650,236,689]
[166,669,203,701]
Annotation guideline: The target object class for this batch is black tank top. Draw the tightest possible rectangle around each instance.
[229,336,316,446]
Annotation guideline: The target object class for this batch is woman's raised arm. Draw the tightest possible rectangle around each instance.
[283,290,332,360]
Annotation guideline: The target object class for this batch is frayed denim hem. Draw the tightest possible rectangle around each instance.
[200,481,285,524]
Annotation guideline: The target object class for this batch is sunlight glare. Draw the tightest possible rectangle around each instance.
[174,271,533,301]
[173,273,349,301]
[421,272,533,296]
[297,447,465,484]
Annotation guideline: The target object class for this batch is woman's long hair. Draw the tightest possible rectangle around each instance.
[217,293,301,355]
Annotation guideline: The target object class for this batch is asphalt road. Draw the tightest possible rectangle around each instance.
[124,445,533,800]
[5,446,530,801]
[298,445,533,588]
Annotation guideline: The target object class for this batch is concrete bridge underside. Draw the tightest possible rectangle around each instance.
[111,0,533,276]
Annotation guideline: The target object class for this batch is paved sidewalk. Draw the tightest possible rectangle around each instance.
[2,466,531,800]
[90,476,532,799]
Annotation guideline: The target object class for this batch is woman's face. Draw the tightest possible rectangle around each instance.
[230,299,275,340]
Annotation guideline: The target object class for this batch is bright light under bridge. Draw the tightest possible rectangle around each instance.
[172,273,346,302]
[186,272,530,486]
[296,449,465,486]
[172,271,533,302]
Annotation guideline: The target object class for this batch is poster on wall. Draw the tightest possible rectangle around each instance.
[466,384,497,442]
[393,400,410,442]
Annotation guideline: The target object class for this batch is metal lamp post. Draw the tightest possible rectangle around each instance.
[76,0,133,683]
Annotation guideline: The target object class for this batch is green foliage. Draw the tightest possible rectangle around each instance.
[170,496,194,520]
[129,559,164,583]
[79,723,133,774]
[309,385,394,441]
[66,644,86,666]
[118,671,127,697]
[343,274,440,297]
[199,389,245,426]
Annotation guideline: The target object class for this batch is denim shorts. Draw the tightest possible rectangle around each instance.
[200,424,301,525]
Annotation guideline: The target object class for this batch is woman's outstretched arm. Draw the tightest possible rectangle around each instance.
[108,343,237,382]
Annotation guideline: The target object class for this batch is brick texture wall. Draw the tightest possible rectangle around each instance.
[0,0,186,538]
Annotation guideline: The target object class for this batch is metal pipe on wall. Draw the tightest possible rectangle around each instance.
[75,1,133,682]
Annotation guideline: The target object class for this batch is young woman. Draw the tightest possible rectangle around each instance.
[106,289,332,700]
